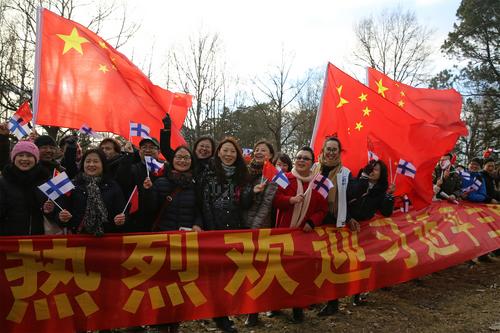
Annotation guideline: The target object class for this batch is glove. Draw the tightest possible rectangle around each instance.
[162,114,171,130]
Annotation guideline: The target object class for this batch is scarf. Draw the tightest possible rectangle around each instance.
[289,168,315,228]
[168,170,194,188]
[221,164,236,177]
[81,174,108,237]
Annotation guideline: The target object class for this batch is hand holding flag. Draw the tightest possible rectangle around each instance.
[38,171,75,210]
[262,161,290,189]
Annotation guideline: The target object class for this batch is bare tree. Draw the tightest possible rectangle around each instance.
[167,31,226,143]
[353,6,435,85]
[251,50,309,152]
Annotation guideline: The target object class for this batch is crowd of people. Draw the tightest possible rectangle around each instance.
[0,116,498,333]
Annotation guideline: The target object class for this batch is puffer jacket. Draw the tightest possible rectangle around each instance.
[144,171,202,231]
[0,164,50,236]
[347,176,394,222]
[200,166,253,231]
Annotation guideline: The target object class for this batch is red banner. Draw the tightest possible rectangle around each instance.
[1,202,499,332]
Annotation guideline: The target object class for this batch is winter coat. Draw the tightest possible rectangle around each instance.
[244,172,278,229]
[347,176,394,222]
[273,172,328,229]
[116,152,162,232]
[0,164,50,236]
[0,134,11,172]
[106,153,125,181]
[62,174,126,234]
[481,170,500,202]
[39,159,65,177]
[432,165,462,199]
[462,171,490,203]
[200,166,253,231]
[144,171,202,231]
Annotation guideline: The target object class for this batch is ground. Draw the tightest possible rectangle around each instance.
[172,257,500,333]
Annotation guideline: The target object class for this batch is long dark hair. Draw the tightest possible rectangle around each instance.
[79,148,108,178]
[273,152,292,171]
[214,137,249,186]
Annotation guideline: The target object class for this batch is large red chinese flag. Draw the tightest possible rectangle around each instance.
[311,63,459,209]
[367,67,467,136]
[33,8,190,147]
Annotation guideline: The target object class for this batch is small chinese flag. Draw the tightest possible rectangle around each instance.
[15,101,33,124]
[262,161,278,182]
[129,186,139,214]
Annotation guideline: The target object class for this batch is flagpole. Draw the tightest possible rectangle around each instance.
[50,198,64,211]
[309,63,329,149]
[393,170,398,184]
[389,158,393,183]
[32,6,44,128]
[122,186,137,214]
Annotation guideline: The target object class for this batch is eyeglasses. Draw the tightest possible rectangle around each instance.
[140,145,158,151]
[295,156,312,161]
[174,155,191,161]
[324,147,339,153]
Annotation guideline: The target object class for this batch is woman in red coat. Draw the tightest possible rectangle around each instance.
[274,147,328,231]
[272,147,328,323]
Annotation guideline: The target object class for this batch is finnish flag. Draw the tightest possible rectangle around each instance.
[272,168,290,189]
[462,178,482,194]
[79,124,97,137]
[396,159,417,179]
[311,174,334,199]
[459,170,471,181]
[367,150,379,161]
[145,156,163,173]
[129,122,150,139]
[8,115,31,139]
[38,172,75,201]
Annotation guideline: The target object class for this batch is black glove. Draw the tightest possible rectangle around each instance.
[162,113,171,130]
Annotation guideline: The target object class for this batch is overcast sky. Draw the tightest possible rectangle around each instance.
[98,0,462,89]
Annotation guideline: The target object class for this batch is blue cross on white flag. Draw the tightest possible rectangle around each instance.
[396,159,417,179]
[38,171,75,200]
[145,156,163,173]
[272,168,290,189]
[311,174,334,199]
[79,124,97,137]
[129,122,150,139]
[462,178,482,194]
[8,115,31,139]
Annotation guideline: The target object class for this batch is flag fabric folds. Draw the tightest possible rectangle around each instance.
[145,156,163,174]
[366,67,467,136]
[38,172,75,200]
[33,8,191,148]
[8,115,31,139]
[311,63,461,209]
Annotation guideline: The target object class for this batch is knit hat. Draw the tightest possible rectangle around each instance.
[34,135,57,148]
[11,141,40,163]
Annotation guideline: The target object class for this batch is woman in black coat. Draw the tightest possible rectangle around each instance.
[0,141,50,236]
[58,149,126,235]
[144,146,202,232]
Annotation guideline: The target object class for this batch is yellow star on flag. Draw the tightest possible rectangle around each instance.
[336,85,349,108]
[355,122,363,131]
[98,64,109,73]
[57,27,89,55]
[375,79,389,98]
[358,92,368,102]
[362,106,371,116]
[398,100,405,107]
[400,91,405,97]
[98,41,107,49]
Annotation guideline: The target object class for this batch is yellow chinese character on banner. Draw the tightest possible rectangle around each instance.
[4,239,101,323]
[439,206,479,246]
[121,233,207,314]
[312,227,371,288]
[224,230,298,299]
[369,217,418,268]
[412,213,459,259]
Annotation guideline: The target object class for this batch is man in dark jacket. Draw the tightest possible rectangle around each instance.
[116,137,164,232]
[99,137,125,180]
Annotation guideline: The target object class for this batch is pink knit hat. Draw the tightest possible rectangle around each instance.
[11,141,40,163]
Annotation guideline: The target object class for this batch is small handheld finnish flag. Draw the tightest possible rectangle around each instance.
[145,156,163,173]
[79,124,97,137]
[262,161,290,189]
[458,170,471,181]
[396,159,417,179]
[38,172,75,201]
[310,174,334,199]
[129,122,150,139]
[367,150,379,161]
[8,115,31,139]
[462,178,482,194]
